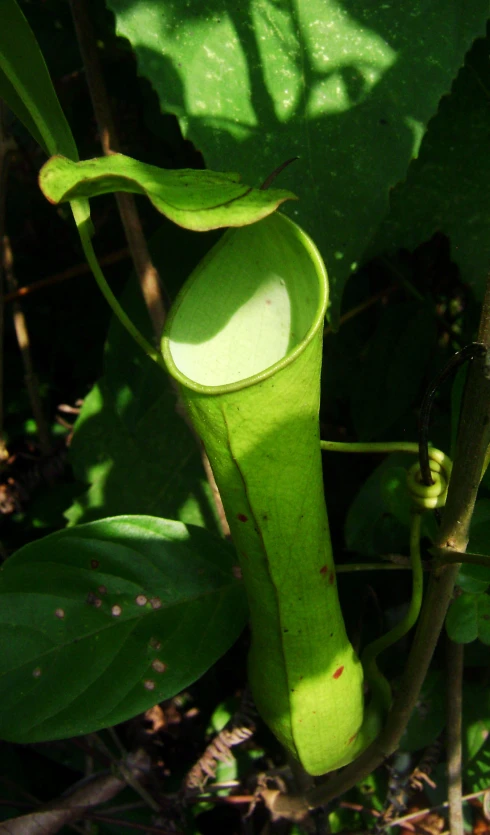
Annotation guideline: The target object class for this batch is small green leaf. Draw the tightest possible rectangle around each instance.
[345,453,413,556]
[400,672,445,753]
[39,154,296,231]
[477,596,490,645]
[466,742,490,794]
[457,565,490,595]
[446,593,479,644]
[464,682,490,763]
[0,516,247,743]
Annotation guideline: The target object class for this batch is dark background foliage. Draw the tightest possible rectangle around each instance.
[2,2,490,832]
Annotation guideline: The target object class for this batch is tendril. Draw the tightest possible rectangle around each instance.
[406,448,452,511]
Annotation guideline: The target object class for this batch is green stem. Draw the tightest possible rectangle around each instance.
[75,212,167,373]
[321,440,419,455]
[336,563,412,573]
[361,513,424,714]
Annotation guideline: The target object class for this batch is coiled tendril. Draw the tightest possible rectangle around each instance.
[406,448,452,511]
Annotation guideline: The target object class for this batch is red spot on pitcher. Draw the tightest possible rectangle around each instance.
[333,666,344,680]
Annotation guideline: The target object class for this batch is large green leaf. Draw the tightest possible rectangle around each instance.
[66,376,217,528]
[370,30,490,301]
[0,515,247,743]
[0,0,90,226]
[107,0,489,319]
[348,302,437,440]
[39,153,295,231]
[0,0,77,158]
[345,452,413,557]
[66,224,220,527]
[400,672,445,753]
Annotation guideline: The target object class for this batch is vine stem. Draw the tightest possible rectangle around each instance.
[76,219,166,373]
[268,272,490,818]
[320,440,419,455]
[70,0,167,340]
[361,513,424,714]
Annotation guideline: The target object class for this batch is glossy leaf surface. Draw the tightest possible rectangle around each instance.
[0,516,247,742]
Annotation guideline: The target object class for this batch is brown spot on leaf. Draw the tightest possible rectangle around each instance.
[329,572,335,585]
[143,679,156,691]
[97,585,107,595]
[333,666,344,680]
[86,592,102,608]
[54,608,65,619]
[237,513,248,523]
[319,565,328,575]
[32,667,42,678]
[111,605,122,617]
[149,638,162,651]
[135,594,148,606]
[90,559,99,570]
[348,732,359,745]
[232,565,243,580]
[150,597,162,610]
[152,659,167,674]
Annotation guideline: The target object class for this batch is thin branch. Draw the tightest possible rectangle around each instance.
[0,750,151,835]
[4,247,130,304]
[2,236,52,456]
[0,101,17,461]
[323,283,397,335]
[383,786,490,830]
[446,637,464,835]
[84,815,173,834]
[433,547,490,569]
[70,0,166,340]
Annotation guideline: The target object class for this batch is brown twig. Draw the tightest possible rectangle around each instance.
[69,0,166,340]
[433,547,490,569]
[446,637,464,835]
[4,247,130,304]
[0,749,151,835]
[84,816,173,834]
[0,102,17,462]
[380,787,490,831]
[2,236,53,456]
[324,284,397,336]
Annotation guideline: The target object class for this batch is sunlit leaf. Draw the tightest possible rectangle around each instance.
[39,154,295,231]
[107,0,489,318]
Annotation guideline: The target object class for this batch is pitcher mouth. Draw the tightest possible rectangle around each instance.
[161,213,328,395]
